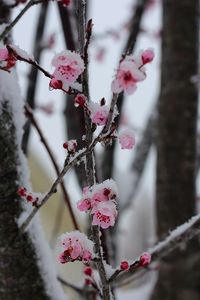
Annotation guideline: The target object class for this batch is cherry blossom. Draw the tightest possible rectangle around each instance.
[111,48,154,95]
[0,47,16,71]
[58,231,94,264]
[77,198,92,212]
[89,102,109,126]
[63,139,77,153]
[83,266,93,276]
[119,132,135,149]
[139,252,151,267]
[91,201,117,229]
[51,50,84,92]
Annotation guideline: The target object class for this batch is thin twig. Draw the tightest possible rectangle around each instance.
[24,104,79,230]
[110,213,200,286]
[0,0,46,42]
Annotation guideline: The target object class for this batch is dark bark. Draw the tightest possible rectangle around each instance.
[0,3,51,299]
[151,0,200,299]
[22,2,49,154]
[0,101,49,300]
[58,4,86,188]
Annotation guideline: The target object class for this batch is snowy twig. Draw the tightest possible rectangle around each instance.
[77,2,112,299]
[0,0,46,42]
[110,213,200,286]
[24,104,79,230]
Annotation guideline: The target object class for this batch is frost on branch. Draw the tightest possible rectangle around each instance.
[77,179,118,229]
[58,231,94,264]
[111,48,154,95]
[50,50,85,92]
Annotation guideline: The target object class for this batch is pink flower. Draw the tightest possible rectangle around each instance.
[51,50,84,92]
[139,252,151,267]
[77,198,91,212]
[141,49,155,65]
[90,103,109,126]
[59,231,94,264]
[111,59,145,95]
[119,133,135,149]
[91,201,117,229]
[111,49,154,95]
[0,47,16,71]
[91,191,108,207]
[120,261,129,271]
[63,139,77,152]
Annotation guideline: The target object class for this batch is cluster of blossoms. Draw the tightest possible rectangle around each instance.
[17,187,41,206]
[111,48,154,95]
[0,47,17,71]
[58,231,94,264]
[50,50,84,92]
[63,139,77,153]
[77,179,118,229]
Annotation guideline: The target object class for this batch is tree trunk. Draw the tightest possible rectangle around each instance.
[151,0,200,299]
[0,2,51,299]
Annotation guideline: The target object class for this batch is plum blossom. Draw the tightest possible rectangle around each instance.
[58,231,94,264]
[91,201,117,229]
[119,132,135,149]
[89,102,109,126]
[139,252,151,267]
[111,48,154,95]
[50,50,84,92]
[77,179,118,229]
[63,139,77,153]
[0,47,16,71]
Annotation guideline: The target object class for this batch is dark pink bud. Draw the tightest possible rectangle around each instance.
[120,261,129,271]
[17,187,27,197]
[141,49,154,65]
[83,266,92,276]
[74,94,86,107]
[49,78,62,90]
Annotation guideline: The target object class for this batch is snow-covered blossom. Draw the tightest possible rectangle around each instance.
[89,102,109,126]
[74,93,87,107]
[139,252,151,267]
[51,50,84,92]
[119,132,135,149]
[91,201,117,229]
[17,186,41,206]
[77,179,118,229]
[63,139,77,153]
[111,48,154,95]
[0,47,16,71]
[120,261,130,271]
[58,231,94,264]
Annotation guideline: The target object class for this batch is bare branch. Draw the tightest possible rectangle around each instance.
[0,0,46,42]
[24,104,79,230]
